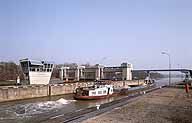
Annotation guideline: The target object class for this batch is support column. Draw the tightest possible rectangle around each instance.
[60,67,64,80]
[121,63,133,80]
[78,66,85,80]
[95,67,100,80]
[63,68,69,82]
[100,67,104,80]
[63,69,67,79]
[75,68,80,81]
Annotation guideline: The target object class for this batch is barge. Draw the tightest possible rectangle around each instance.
[74,82,114,100]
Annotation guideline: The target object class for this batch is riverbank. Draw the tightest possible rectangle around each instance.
[82,87,192,123]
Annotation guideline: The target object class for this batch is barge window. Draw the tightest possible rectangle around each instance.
[103,90,106,93]
[98,91,102,94]
[82,91,89,96]
[92,92,96,95]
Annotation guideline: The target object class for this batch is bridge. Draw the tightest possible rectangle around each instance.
[133,68,191,73]
[132,69,192,76]
[105,67,192,77]
[132,68,192,84]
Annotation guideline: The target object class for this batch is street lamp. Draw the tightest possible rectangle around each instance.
[161,52,171,85]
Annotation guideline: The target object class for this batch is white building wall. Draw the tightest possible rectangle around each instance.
[29,72,52,85]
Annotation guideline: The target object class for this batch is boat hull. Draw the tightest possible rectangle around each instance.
[73,94,113,100]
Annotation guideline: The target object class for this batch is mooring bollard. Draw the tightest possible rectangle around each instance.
[96,105,100,110]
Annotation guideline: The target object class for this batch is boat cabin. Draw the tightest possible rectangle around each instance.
[74,84,113,100]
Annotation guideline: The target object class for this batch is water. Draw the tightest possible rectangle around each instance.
[0,93,123,123]
[0,98,75,119]
[155,77,184,87]
[0,78,184,123]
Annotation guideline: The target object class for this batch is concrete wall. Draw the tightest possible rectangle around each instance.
[0,80,144,102]
[0,82,95,102]
[110,80,144,89]
[0,85,48,102]
[50,82,94,96]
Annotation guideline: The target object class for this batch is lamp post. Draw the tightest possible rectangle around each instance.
[162,52,171,85]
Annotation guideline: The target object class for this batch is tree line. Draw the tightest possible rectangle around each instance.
[0,62,24,81]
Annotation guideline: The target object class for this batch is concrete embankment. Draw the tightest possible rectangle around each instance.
[0,80,144,102]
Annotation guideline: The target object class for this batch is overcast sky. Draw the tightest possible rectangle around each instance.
[0,0,192,69]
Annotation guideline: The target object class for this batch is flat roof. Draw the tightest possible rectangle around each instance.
[20,58,54,66]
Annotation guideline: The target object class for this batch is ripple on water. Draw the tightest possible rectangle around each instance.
[0,98,76,120]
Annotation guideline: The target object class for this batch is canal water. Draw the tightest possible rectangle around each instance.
[0,78,183,123]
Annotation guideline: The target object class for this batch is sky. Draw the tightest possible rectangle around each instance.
[0,0,192,69]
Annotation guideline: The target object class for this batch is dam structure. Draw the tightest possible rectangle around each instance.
[59,63,133,82]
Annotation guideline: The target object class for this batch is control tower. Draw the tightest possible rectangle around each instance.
[20,58,54,85]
